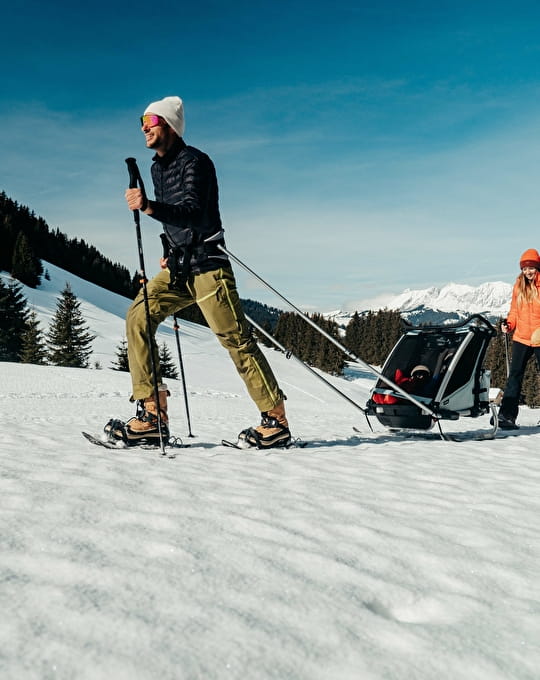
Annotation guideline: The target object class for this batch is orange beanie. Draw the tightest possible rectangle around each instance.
[519,248,540,270]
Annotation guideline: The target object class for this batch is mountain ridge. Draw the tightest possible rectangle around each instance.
[327,280,512,326]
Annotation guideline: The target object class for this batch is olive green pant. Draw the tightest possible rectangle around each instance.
[126,266,284,412]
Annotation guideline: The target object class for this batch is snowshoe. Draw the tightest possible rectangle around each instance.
[104,417,170,446]
[103,390,170,446]
[237,412,292,450]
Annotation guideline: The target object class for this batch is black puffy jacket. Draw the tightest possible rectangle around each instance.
[148,138,229,274]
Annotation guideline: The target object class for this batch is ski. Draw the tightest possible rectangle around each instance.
[442,428,537,442]
[352,425,537,442]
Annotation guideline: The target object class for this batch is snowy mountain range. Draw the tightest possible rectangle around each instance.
[327,280,513,326]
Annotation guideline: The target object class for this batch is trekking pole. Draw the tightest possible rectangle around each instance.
[244,312,373,430]
[218,244,437,416]
[173,314,194,437]
[125,157,167,455]
[504,333,510,378]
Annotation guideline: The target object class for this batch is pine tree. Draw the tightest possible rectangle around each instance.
[159,342,179,379]
[345,312,362,356]
[47,283,96,368]
[315,316,346,375]
[131,271,142,298]
[11,231,42,288]
[0,213,17,272]
[274,312,297,356]
[111,337,130,372]
[19,310,48,364]
[380,309,403,363]
[0,278,29,361]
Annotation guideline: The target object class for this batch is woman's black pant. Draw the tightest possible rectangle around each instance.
[500,340,540,420]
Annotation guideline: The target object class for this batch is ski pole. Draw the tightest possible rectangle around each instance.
[125,157,167,455]
[173,314,194,437]
[504,332,510,378]
[218,244,438,416]
[244,312,373,430]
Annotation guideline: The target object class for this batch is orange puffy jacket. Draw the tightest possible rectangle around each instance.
[506,269,540,346]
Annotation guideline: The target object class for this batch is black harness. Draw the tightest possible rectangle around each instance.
[160,231,223,290]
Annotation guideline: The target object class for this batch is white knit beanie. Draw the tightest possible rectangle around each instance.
[144,96,185,137]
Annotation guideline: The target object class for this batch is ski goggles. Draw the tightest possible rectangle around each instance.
[140,114,167,128]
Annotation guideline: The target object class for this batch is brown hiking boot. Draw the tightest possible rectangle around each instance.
[126,385,170,440]
[238,401,291,449]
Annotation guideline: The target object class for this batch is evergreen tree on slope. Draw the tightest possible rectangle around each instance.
[111,337,130,372]
[11,231,43,288]
[159,342,179,380]
[20,310,48,364]
[47,283,95,368]
[0,279,29,362]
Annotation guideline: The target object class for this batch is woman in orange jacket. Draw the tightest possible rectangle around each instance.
[499,248,540,429]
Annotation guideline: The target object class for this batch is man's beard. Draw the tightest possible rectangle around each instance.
[146,129,173,153]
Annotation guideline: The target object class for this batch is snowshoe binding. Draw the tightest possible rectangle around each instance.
[104,393,170,447]
[103,416,169,447]
[237,407,292,450]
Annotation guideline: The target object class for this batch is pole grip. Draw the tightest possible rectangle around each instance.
[125,157,139,189]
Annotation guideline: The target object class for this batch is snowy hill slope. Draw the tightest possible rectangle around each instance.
[1,266,540,679]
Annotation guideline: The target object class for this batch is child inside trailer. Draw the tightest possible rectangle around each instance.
[372,347,456,406]
[372,364,435,405]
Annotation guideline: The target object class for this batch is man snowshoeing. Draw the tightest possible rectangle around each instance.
[118,96,291,449]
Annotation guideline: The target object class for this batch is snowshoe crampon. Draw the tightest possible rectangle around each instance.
[82,417,185,454]
[234,408,292,450]
[221,436,306,450]
[104,417,170,447]
[238,419,291,449]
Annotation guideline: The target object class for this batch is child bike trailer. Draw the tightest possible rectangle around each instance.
[365,315,498,440]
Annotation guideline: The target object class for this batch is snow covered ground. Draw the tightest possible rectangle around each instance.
[1,265,540,679]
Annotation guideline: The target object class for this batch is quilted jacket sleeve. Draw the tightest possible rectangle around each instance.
[149,153,206,227]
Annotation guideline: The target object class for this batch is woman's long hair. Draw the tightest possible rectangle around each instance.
[516,270,540,305]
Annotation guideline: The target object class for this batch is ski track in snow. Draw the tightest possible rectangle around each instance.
[1,264,540,679]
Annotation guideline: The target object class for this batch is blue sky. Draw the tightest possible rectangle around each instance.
[2,0,540,311]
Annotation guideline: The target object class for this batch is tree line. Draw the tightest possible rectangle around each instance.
[257,308,403,377]
[0,192,137,297]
